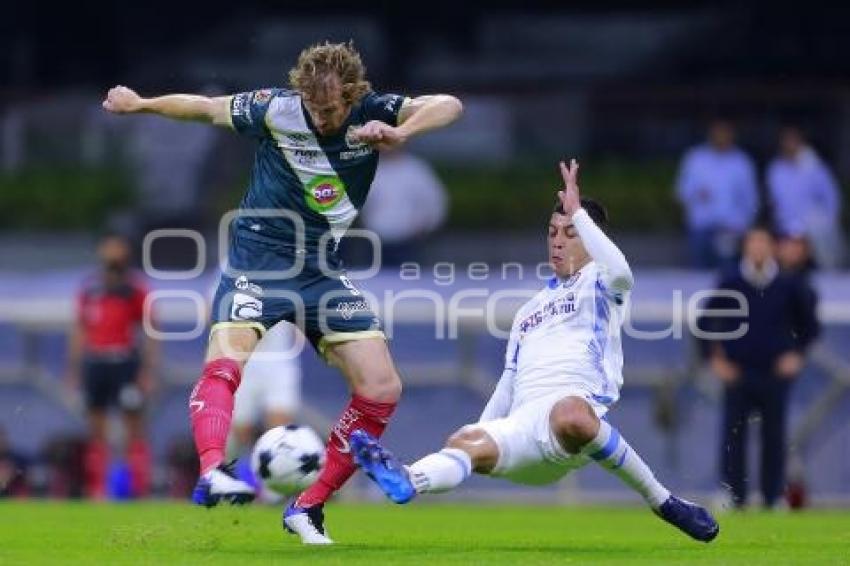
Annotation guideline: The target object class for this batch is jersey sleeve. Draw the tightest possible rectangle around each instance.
[503,310,523,372]
[572,208,633,303]
[229,89,279,138]
[361,91,406,126]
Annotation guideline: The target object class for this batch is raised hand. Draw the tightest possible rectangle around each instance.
[557,159,581,217]
[102,85,143,114]
[350,120,408,151]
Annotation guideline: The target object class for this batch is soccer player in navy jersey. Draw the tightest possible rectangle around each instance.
[103,41,462,544]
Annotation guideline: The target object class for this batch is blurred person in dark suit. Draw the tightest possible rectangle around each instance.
[65,234,159,499]
[676,119,759,268]
[700,226,819,508]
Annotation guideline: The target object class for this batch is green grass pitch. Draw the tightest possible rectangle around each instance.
[1,501,847,564]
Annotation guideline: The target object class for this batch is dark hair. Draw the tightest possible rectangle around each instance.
[554,197,609,231]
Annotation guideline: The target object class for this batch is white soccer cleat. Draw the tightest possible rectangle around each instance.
[192,462,256,508]
[283,503,334,545]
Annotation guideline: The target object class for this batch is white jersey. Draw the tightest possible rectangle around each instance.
[506,262,627,410]
[478,208,634,423]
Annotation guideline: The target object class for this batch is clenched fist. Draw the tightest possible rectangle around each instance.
[103,85,143,114]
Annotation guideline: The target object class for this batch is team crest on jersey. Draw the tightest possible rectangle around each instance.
[345,125,367,150]
[252,89,273,104]
[306,175,346,212]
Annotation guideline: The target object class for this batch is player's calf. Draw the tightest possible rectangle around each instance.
[550,397,671,509]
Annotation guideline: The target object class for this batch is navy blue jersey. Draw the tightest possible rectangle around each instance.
[228,88,405,250]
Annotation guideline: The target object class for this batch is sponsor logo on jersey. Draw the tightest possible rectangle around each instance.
[234,275,263,296]
[340,147,373,161]
[294,148,319,165]
[252,89,273,104]
[305,175,346,213]
[384,94,402,113]
[231,292,263,320]
[232,93,252,125]
[339,275,361,296]
[518,295,578,334]
[336,300,370,320]
[284,131,312,147]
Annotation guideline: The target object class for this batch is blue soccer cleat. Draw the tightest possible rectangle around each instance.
[656,495,720,542]
[192,460,256,508]
[349,429,416,504]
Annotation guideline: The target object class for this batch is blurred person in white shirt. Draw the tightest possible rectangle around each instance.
[767,126,844,269]
[676,119,759,268]
[359,150,448,266]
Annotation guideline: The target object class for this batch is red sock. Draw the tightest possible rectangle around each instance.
[296,394,397,508]
[127,438,152,498]
[83,440,109,499]
[190,358,242,475]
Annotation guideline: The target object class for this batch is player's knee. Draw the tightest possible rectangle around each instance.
[196,357,243,392]
[550,398,598,447]
[358,367,402,403]
[446,426,485,451]
[375,374,402,403]
[446,426,498,473]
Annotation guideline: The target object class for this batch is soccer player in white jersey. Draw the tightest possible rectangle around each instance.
[351,159,719,543]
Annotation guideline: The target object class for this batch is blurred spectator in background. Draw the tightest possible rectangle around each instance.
[777,233,816,276]
[0,426,29,497]
[767,125,844,269]
[676,119,759,268]
[65,233,158,499]
[700,226,819,509]
[360,149,448,266]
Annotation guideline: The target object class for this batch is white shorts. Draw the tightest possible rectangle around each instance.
[473,387,611,485]
[233,322,302,426]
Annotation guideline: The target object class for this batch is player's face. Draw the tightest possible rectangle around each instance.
[302,81,351,136]
[548,212,589,277]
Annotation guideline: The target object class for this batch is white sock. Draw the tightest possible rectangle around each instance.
[583,420,670,508]
[407,448,472,494]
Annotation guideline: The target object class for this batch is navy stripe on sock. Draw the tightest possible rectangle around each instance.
[590,427,621,461]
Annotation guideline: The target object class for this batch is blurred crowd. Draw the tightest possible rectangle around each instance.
[677,119,843,270]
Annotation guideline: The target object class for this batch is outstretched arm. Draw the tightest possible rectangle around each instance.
[479,319,520,422]
[478,368,515,422]
[103,86,232,127]
[351,94,463,151]
[558,160,634,293]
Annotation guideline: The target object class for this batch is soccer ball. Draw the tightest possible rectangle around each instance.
[251,424,326,496]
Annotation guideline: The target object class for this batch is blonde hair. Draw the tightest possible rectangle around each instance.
[288,41,371,104]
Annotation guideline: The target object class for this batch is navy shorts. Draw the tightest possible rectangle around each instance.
[210,230,383,358]
[82,354,142,411]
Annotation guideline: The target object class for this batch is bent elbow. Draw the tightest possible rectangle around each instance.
[441,94,464,120]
